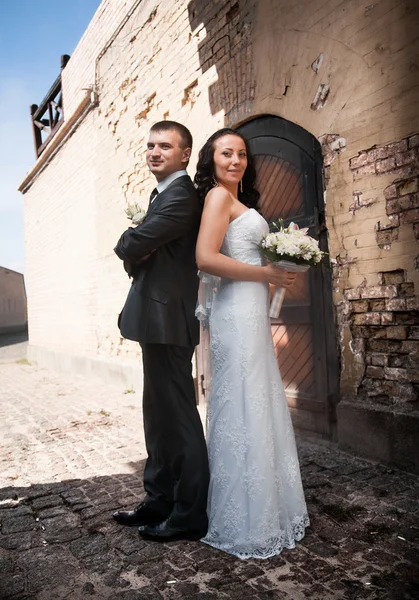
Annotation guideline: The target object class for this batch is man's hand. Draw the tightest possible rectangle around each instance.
[138,252,154,262]
[123,250,155,278]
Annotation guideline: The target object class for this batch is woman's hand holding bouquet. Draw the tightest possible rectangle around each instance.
[259,221,326,318]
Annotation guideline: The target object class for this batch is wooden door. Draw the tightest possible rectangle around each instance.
[239,116,339,438]
[196,116,339,439]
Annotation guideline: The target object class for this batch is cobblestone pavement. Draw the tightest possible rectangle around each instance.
[0,336,418,600]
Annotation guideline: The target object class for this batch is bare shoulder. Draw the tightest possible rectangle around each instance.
[204,186,233,213]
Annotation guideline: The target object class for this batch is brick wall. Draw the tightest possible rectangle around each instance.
[349,134,419,256]
[250,0,418,403]
[61,0,134,120]
[343,270,418,404]
[21,0,418,402]
[333,133,419,401]
[23,111,99,357]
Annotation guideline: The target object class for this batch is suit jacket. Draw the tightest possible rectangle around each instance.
[114,175,202,347]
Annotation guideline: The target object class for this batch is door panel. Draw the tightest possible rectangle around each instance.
[257,156,305,222]
[254,152,320,422]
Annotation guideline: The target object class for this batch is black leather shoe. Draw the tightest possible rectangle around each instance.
[112,502,167,527]
[138,519,206,542]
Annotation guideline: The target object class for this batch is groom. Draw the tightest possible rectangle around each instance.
[113,121,209,541]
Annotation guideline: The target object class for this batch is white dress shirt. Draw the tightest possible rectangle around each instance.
[156,170,188,194]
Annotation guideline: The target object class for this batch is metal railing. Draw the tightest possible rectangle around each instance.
[30,54,70,158]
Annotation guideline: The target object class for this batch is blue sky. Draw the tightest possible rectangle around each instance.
[0,0,101,274]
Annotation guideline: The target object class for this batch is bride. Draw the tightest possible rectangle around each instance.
[194,128,310,559]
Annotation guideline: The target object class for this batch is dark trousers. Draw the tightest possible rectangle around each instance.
[140,343,209,532]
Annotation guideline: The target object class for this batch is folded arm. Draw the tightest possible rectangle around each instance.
[114,187,194,263]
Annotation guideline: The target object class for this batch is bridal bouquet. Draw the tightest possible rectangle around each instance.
[125,202,147,225]
[260,221,326,318]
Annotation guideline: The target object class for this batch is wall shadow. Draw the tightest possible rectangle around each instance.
[187,0,256,121]
[1,449,419,599]
[0,331,28,348]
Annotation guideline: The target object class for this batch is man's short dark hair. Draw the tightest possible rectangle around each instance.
[150,121,193,149]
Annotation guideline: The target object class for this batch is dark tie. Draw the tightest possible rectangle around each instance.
[149,188,158,207]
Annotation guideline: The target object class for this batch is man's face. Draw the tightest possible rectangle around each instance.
[146,129,191,182]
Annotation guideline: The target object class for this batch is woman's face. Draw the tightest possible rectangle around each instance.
[212,134,248,188]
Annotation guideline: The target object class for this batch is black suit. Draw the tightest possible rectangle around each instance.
[114,175,209,533]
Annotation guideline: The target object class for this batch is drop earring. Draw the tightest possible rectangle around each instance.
[240,179,243,193]
[212,175,218,187]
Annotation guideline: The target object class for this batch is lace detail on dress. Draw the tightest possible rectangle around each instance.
[202,514,310,560]
[196,271,220,330]
[202,208,310,560]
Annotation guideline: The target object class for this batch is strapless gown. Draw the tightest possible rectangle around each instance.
[199,208,309,560]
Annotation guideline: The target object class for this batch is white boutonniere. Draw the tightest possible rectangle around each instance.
[125,202,147,225]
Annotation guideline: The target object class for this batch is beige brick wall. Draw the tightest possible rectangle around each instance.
[21,0,418,397]
[62,0,135,120]
[250,0,419,400]
[253,0,419,290]
[24,110,99,356]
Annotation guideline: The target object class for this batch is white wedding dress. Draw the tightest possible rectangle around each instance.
[197,208,309,560]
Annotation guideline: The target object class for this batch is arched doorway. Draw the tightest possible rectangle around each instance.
[196,115,339,439]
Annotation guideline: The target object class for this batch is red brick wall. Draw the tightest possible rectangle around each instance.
[344,269,418,403]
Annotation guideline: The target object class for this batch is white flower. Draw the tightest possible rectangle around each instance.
[125,202,147,225]
[131,210,146,225]
[260,223,326,265]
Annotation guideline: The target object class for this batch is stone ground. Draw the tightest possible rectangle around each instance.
[0,334,418,600]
